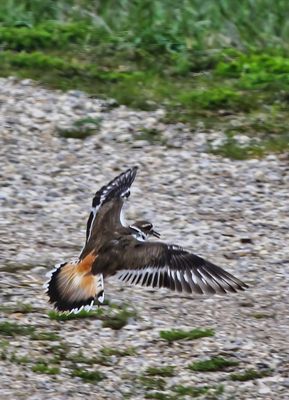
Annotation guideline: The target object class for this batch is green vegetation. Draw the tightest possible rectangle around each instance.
[102,308,137,330]
[145,366,175,377]
[100,346,136,357]
[48,303,136,329]
[58,117,101,139]
[188,356,239,372]
[144,384,224,400]
[0,1,289,158]
[0,303,33,314]
[48,308,103,321]
[66,350,112,367]
[145,393,175,400]
[172,384,224,397]
[32,362,60,375]
[251,312,276,319]
[139,376,166,391]
[10,354,30,365]
[71,368,105,383]
[160,328,214,342]
[0,321,35,336]
[230,368,272,381]
[66,350,97,365]
[30,331,61,341]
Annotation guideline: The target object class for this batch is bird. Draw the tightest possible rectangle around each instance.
[45,166,248,313]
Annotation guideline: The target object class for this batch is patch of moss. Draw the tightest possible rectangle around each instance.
[230,368,271,381]
[145,366,175,377]
[188,356,239,372]
[160,328,214,342]
[0,321,35,336]
[71,368,105,383]
[32,363,60,375]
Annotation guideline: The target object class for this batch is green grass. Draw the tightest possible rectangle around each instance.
[0,1,288,52]
[251,312,275,319]
[10,354,30,365]
[32,363,60,375]
[1,2,289,158]
[49,304,136,330]
[160,328,215,342]
[58,117,101,139]
[30,331,60,341]
[100,346,136,357]
[188,356,239,372]
[66,350,97,365]
[139,376,166,391]
[145,366,175,377]
[0,303,33,314]
[230,368,272,381]
[145,393,176,400]
[66,350,112,366]
[48,308,103,321]
[66,347,136,367]
[102,308,137,330]
[0,321,35,336]
[172,384,224,397]
[71,368,105,383]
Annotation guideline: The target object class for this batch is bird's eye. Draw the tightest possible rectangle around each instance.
[122,190,130,198]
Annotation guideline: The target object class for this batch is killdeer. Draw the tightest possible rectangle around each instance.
[46,166,248,313]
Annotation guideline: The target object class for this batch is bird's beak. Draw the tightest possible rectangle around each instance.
[151,229,160,238]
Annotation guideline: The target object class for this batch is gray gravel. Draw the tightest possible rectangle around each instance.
[1,77,289,399]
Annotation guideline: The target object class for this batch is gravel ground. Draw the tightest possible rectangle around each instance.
[1,77,289,400]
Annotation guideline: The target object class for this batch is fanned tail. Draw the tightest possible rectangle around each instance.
[45,252,104,313]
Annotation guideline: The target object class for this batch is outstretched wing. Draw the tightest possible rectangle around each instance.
[116,241,248,295]
[84,166,138,243]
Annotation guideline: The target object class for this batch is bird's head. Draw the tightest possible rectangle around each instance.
[129,220,160,240]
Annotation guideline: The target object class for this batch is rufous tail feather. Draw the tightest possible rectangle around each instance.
[45,252,103,312]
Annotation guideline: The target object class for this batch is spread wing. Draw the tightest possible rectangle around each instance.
[116,241,248,295]
[79,167,138,259]
[85,167,137,241]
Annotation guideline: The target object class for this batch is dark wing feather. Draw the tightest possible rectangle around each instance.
[116,241,248,295]
[85,166,138,243]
